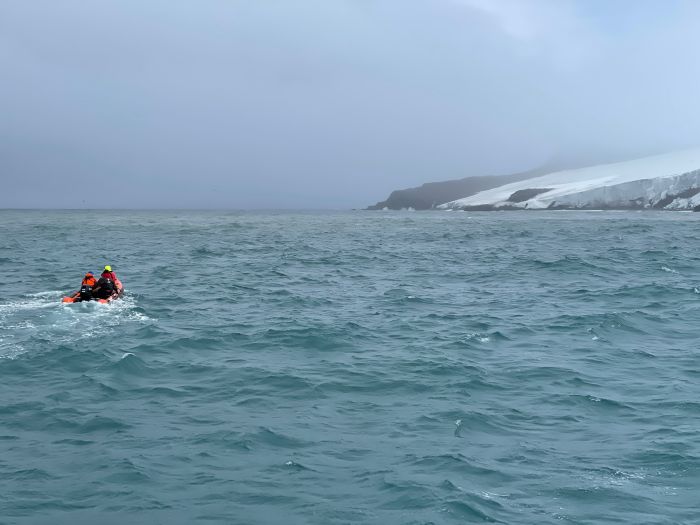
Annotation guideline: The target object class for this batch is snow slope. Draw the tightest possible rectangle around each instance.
[440,148,700,210]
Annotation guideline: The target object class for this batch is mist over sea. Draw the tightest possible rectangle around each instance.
[1,209,700,524]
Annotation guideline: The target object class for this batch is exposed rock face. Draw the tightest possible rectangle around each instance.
[507,188,552,203]
[366,153,644,211]
[440,149,700,211]
[366,169,546,210]
[454,182,700,211]
[652,187,700,209]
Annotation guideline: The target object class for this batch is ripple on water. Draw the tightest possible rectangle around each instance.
[2,210,700,524]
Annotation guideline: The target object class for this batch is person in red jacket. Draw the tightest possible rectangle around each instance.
[92,265,121,299]
[101,265,118,282]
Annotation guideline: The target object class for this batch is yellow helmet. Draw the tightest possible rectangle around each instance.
[104,265,112,272]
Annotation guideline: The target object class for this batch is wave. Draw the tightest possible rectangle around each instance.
[4,211,700,524]
[0,292,153,360]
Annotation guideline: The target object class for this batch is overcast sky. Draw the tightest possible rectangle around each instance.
[3,0,700,209]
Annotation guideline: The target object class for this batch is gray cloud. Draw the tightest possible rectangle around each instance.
[2,0,700,208]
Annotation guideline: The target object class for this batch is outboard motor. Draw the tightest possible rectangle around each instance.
[79,283,94,301]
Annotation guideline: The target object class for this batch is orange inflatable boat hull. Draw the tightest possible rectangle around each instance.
[62,278,124,304]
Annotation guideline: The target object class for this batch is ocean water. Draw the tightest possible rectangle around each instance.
[1,209,700,525]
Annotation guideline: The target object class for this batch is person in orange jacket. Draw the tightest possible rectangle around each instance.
[69,272,98,302]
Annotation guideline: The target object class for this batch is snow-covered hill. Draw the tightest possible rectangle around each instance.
[439,149,700,210]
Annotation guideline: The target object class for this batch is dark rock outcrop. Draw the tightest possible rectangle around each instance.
[367,169,547,210]
[652,187,700,209]
[507,188,553,203]
[457,185,700,211]
[366,150,673,211]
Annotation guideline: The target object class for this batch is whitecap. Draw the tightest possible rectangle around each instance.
[0,292,154,352]
[480,491,507,499]
[464,332,490,343]
[25,290,65,298]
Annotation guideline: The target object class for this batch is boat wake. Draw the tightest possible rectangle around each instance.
[0,291,153,360]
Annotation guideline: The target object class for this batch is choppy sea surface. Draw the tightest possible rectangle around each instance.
[1,209,700,524]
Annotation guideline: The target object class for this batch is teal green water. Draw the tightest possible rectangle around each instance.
[1,210,700,524]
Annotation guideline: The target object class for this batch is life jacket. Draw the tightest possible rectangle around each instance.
[79,276,96,300]
[98,276,115,293]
